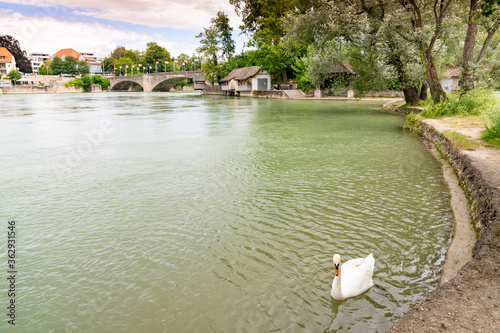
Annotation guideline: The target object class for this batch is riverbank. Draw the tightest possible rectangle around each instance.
[388,109,500,332]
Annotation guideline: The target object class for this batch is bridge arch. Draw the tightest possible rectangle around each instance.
[111,80,144,92]
[152,77,192,92]
[108,71,204,92]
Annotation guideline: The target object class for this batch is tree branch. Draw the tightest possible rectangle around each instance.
[360,0,385,21]
[477,19,500,63]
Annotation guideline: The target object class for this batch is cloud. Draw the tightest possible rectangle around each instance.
[0,10,200,57]
[0,0,241,29]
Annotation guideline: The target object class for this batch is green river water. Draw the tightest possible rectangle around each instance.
[0,91,453,332]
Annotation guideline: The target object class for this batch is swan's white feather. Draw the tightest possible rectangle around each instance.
[331,253,375,300]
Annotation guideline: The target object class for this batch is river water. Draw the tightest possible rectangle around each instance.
[0,92,452,332]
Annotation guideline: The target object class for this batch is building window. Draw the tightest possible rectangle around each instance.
[0,56,5,59]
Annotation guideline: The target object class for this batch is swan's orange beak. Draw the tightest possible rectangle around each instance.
[334,264,339,276]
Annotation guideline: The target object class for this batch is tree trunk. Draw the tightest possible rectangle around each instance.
[422,49,447,103]
[460,0,480,94]
[419,83,428,101]
[476,20,500,64]
[403,87,420,104]
[386,40,421,105]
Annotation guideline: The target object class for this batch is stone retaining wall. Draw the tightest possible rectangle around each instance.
[2,85,82,94]
[389,118,500,332]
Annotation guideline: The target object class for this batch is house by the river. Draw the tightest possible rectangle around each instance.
[221,66,271,96]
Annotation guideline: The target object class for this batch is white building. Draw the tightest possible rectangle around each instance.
[81,52,97,61]
[29,52,51,73]
[0,47,16,76]
[84,57,103,75]
[220,66,271,95]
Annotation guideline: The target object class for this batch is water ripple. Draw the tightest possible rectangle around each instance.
[0,93,453,332]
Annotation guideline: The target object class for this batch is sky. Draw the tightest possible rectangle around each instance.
[0,0,248,59]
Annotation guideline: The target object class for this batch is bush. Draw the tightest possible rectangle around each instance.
[91,75,110,90]
[483,103,500,145]
[297,76,312,93]
[403,113,423,135]
[421,88,497,118]
[6,70,22,84]
[65,75,109,92]
[65,78,83,88]
[419,88,500,145]
[173,78,193,89]
[81,75,92,91]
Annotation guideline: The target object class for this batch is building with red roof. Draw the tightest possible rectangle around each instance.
[51,48,86,61]
[51,48,102,74]
[0,47,17,76]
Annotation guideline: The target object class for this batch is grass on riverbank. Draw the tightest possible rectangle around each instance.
[414,89,500,146]
[442,130,481,150]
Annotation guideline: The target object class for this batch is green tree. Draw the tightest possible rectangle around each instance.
[77,60,90,75]
[144,42,172,73]
[81,75,92,91]
[197,26,222,83]
[219,51,257,78]
[63,56,79,75]
[50,56,81,75]
[211,11,235,60]
[460,1,500,93]
[123,49,141,63]
[91,75,110,90]
[6,69,22,84]
[0,35,32,73]
[102,57,114,73]
[254,43,292,81]
[481,0,500,17]
[229,0,319,45]
[103,46,144,73]
[110,46,126,60]
[103,46,126,73]
[51,57,64,75]
[114,57,136,75]
[176,53,191,71]
[353,0,458,103]
[282,1,425,102]
[38,59,53,75]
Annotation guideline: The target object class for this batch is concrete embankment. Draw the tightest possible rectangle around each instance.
[1,85,83,94]
[389,115,500,332]
[1,75,85,94]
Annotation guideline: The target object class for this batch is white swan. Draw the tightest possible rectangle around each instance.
[331,253,375,300]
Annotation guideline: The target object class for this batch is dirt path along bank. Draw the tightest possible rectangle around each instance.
[389,117,500,332]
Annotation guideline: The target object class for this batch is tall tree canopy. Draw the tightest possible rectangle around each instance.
[283,1,425,102]
[144,42,172,72]
[211,11,236,59]
[197,12,237,82]
[102,47,143,73]
[197,26,222,83]
[0,35,32,73]
[230,0,320,44]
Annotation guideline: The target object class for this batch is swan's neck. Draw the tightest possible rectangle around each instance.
[333,266,342,293]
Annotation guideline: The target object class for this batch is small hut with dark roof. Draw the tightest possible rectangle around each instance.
[221,66,271,95]
[441,67,460,92]
[328,62,355,75]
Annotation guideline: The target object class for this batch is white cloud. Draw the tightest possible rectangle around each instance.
[0,0,242,29]
[0,11,200,57]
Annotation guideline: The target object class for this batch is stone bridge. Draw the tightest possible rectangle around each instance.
[108,71,204,92]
